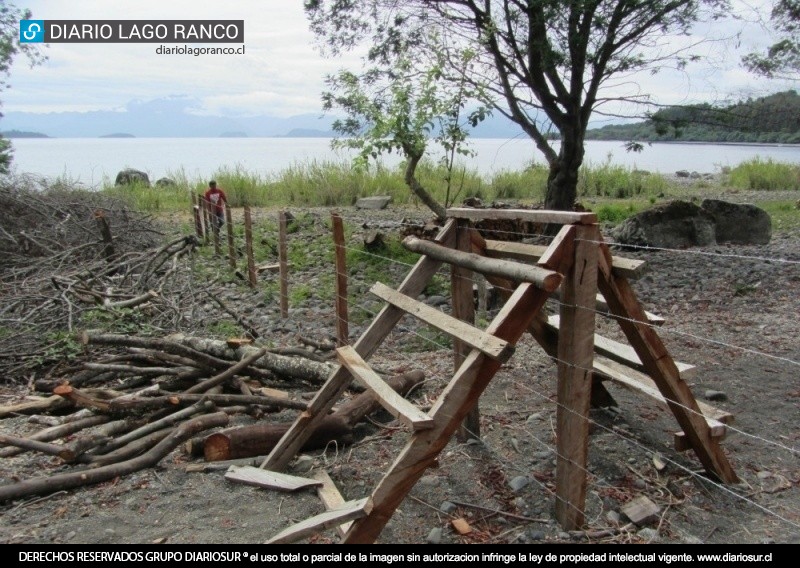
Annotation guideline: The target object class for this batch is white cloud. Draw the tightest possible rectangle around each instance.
[3,0,792,121]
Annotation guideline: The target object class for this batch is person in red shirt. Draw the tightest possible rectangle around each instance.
[203,180,227,230]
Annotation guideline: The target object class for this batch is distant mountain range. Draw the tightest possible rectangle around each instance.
[0,96,526,139]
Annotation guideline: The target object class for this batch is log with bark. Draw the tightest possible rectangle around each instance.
[200,369,425,461]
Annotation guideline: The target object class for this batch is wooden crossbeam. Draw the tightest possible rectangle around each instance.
[266,497,372,544]
[402,236,563,292]
[482,239,647,280]
[370,282,513,362]
[336,346,434,431]
[260,220,457,472]
[593,356,730,435]
[311,470,353,538]
[342,283,551,543]
[546,316,692,377]
[447,207,597,225]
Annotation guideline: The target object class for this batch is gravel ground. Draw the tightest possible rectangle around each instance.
[0,196,798,545]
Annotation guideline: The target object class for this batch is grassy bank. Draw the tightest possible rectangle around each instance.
[100,157,800,228]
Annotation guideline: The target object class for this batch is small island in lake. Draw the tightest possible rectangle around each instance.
[2,130,49,138]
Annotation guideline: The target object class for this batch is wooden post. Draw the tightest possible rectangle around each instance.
[93,210,115,261]
[332,212,348,346]
[212,214,221,257]
[225,205,236,270]
[191,194,203,238]
[554,223,599,530]
[278,211,289,319]
[200,195,211,245]
[452,220,477,441]
[243,205,257,288]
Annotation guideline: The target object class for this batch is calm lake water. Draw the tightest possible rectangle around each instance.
[8,137,800,188]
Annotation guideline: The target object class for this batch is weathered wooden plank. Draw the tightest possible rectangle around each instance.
[483,239,647,280]
[593,356,730,436]
[554,224,598,530]
[336,346,433,431]
[403,236,562,292]
[370,282,512,362]
[332,213,348,346]
[596,242,738,483]
[547,315,692,377]
[278,211,289,319]
[266,497,372,544]
[447,207,597,225]
[453,221,479,441]
[310,470,353,538]
[260,221,457,472]
[343,282,551,543]
[224,465,322,492]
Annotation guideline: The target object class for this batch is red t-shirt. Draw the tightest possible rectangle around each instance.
[204,187,227,213]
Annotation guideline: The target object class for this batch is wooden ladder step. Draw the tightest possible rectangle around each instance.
[266,497,373,544]
[224,465,323,492]
[594,356,731,437]
[337,345,435,431]
[370,281,514,362]
[311,470,354,538]
[547,315,693,377]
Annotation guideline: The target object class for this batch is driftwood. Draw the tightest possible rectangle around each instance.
[0,412,229,504]
[201,369,425,462]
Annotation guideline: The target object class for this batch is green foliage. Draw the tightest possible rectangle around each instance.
[81,307,154,334]
[743,0,800,78]
[595,202,640,225]
[207,320,243,338]
[758,200,800,230]
[36,332,83,366]
[727,158,800,191]
[1,3,48,173]
[578,159,669,198]
[586,90,800,144]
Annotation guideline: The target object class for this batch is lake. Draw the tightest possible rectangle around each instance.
[7,137,800,188]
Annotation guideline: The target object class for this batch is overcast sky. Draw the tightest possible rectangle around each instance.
[4,0,796,121]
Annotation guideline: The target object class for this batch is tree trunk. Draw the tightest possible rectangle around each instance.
[404,153,447,221]
[544,134,584,211]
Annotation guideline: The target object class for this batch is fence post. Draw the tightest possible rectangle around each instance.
[452,219,478,441]
[200,194,211,245]
[243,205,257,288]
[225,204,236,270]
[191,193,203,239]
[331,212,348,346]
[278,211,289,319]
[94,210,115,261]
[554,223,598,530]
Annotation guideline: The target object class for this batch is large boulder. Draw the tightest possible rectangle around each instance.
[701,199,771,245]
[612,201,716,248]
[115,168,150,187]
[155,177,176,187]
[355,196,392,210]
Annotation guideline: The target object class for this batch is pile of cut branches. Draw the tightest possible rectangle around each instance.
[0,176,199,379]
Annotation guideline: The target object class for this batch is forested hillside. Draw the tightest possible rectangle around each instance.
[587,90,800,143]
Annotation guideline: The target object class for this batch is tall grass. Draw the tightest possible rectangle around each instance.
[727,158,800,191]
[578,160,669,198]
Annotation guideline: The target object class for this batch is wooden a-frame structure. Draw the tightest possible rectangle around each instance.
[240,209,738,544]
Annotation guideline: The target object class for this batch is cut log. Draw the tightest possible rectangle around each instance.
[403,236,563,292]
[0,412,229,503]
[204,416,353,462]
[203,370,425,462]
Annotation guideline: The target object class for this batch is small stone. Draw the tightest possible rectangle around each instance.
[439,501,457,514]
[528,530,545,541]
[606,510,622,525]
[291,455,314,473]
[633,478,647,490]
[637,527,660,542]
[557,531,571,540]
[682,535,704,544]
[756,471,772,480]
[426,527,443,544]
[418,475,440,487]
[526,413,542,424]
[104,528,115,535]
[509,476,530,493]
[355,196,392,210]
[622,495,660,526]
[704,390,728,401]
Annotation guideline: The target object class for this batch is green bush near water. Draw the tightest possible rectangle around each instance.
[727,158,800,191]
